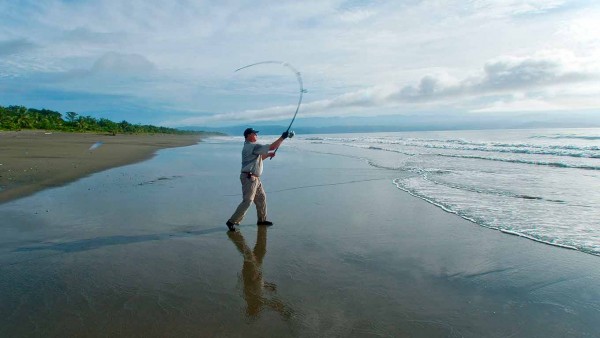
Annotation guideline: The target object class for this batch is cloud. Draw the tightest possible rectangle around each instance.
[386,50,597,103]
[91,52,156,75]
[0,38,37,56]
[478,51,592,90]
[337,8,376,23]
[469,0,568,17]
[470,98,564,113]
[63,27,124,45]
[172,49,599,125]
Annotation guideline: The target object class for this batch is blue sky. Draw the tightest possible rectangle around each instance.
[1,0,599,128]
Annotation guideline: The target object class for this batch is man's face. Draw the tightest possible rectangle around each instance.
[247,133,258,142]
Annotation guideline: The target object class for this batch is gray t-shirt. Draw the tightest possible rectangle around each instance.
[241,141,271,176]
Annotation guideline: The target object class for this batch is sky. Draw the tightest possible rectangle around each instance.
[1,0,599,129]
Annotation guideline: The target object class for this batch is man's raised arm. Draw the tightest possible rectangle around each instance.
[262,131,289,159]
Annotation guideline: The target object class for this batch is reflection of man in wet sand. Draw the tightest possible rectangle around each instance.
[227,226,292,318]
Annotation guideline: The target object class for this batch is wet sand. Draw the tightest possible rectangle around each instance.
[0,130,202,203]
[1,139,599,337]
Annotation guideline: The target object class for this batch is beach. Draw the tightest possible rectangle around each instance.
[0,130,202,204]
[1,135,599,337]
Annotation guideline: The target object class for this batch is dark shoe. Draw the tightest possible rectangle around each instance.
[226,221,236,231]
[257,220,273,226]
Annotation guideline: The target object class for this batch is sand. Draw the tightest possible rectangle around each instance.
[0,130,202,203]
[1,138,599,337]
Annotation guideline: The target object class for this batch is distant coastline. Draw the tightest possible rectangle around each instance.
[0,104,220,135]
[184,113,600,136]
[0,104,226,203]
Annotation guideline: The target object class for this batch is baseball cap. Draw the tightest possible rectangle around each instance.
[243,128,259,137]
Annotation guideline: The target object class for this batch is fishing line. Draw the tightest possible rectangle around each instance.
[235,61,306,155]
[223,178,388,196]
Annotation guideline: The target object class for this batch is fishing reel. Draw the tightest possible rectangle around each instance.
[288,130,295,139]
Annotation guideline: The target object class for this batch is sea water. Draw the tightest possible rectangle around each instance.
[274,128,600,256]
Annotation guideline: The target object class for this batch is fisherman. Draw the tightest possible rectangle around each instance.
[226,128,289,231]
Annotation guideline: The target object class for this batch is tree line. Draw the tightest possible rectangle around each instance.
[0,105,204,135]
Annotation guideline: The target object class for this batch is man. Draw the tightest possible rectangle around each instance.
[226,128,289,231]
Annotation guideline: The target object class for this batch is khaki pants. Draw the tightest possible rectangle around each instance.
[229,173,267,224]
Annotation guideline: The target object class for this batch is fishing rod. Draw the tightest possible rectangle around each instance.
[235,61,306,156]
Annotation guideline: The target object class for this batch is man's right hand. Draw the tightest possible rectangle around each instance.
[281,131,289,139]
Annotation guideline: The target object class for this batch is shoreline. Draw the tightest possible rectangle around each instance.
[392,177,595,257]
[0,130,203,204]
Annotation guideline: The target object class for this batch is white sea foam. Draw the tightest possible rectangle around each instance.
[295,129,600,257]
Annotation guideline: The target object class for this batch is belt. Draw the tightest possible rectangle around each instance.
[241,171,258,178]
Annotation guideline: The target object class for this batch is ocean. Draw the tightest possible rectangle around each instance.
[218,127,600,257]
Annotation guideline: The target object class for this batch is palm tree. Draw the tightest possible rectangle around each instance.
[16,112,34,129]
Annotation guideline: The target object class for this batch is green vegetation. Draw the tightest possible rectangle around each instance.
[0,105,205,135]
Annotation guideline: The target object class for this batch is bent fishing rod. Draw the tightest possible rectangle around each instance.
[235,61,306,156]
